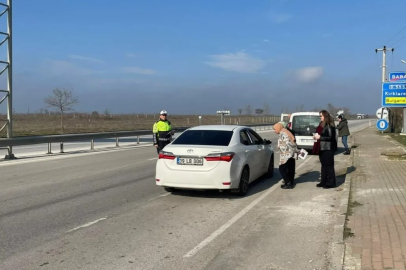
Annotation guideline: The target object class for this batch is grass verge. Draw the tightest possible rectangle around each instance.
[344,190,363,240]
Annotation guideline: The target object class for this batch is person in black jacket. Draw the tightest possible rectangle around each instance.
[312,110,337,189]
[337,114,350,155]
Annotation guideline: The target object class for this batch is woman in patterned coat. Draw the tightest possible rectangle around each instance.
[274,123,298,189]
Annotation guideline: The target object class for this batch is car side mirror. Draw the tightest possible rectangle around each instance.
[264,139,272,145]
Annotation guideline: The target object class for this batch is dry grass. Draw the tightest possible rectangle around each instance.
[0,113,280,137]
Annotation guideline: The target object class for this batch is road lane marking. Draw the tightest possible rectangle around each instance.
[148,193,171,202]
[183,156,314,258]
[148,157,158,161]
[67,217,107,233]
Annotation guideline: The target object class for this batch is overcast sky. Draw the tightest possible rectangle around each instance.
[1,0,405,115]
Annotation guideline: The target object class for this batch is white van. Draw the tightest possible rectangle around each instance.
[287,112,320,151]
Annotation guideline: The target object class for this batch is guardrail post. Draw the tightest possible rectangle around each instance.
[60,143,64,153]
[47,143,52,154]
[137,136,140,145]
[91,139,94,150]
[116,137,119,147]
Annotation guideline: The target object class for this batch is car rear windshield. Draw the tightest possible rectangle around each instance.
[291,115,320,136]
[172,130,233,146]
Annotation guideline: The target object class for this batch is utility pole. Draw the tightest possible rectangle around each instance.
[376,45,394,82]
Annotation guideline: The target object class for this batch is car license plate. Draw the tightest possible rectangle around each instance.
[177,157,203,165]
[301,139,316,143]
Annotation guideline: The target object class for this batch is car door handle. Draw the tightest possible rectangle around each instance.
[245,150,250,153]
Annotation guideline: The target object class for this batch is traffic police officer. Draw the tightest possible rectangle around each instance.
[153,110,173,154]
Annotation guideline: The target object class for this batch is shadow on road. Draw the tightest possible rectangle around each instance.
[294,165,355,189]
[168,169,282,200]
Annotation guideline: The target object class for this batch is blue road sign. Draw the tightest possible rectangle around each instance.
[389,71,406,82]
[382,82,406,107]
[376,119,389,131]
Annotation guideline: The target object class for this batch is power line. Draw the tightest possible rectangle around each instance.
[392,33,406,47]
[386,25,406,45]
[396,38,406,48]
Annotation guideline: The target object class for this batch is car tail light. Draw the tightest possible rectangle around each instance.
[204,152,235,162]
[288,122,292,129]
[158,151,176,160]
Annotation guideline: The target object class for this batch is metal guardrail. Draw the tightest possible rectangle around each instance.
[0,123,275,158]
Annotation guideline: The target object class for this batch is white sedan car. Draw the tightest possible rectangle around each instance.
[155,125,275,196]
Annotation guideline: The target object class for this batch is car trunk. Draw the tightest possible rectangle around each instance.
[161,145,226,171]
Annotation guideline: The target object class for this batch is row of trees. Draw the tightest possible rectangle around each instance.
[42,88,354,133]
[236,102,351,116]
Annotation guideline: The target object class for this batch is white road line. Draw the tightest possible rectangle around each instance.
[183,155,314,258]
[148,157,158,161]
[148,193,171,202]
[67,217,107,233]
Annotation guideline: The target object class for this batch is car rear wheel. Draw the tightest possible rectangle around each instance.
[237,167,250,196]
[266,155,274,178]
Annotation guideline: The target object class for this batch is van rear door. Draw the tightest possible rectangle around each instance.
[291,115,320,136]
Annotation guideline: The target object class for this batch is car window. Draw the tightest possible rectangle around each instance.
[247,130,263,145]
[172,130,233,146]
[240,131,250,145]
[291,115,320,136]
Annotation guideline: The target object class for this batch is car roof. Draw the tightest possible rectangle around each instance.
[290,112,320,116]
[187,125,243,131]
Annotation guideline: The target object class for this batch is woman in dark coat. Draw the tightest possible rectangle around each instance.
[337,114,350,155]
[312,110,337,189]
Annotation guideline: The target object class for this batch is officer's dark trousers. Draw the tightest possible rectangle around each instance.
[319,150,336,187]
[279,158,295,185]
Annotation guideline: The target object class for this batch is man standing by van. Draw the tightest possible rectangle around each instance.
[337,114,350,155]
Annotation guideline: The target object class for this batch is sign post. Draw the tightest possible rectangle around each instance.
[389,71,406,82]
[382,82,406,107]
[376,119,389,132]
[376,107,389,119]
[382,81,406,135]
[216,111,230,125]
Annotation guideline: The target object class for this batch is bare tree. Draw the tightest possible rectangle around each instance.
[238,108,243,115]
[245,105,252,115]
[327,103,338,116]
[104,108,111,117]
[255,108,264,115]
[263,102,270,115]
[295,104,305,112]
[44,88,79,133]
[280,106,289,114]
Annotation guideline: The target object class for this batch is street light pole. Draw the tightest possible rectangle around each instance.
[400,60,406,135]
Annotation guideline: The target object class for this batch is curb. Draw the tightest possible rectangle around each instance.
[329,123,369,270]
[329,141,354,270]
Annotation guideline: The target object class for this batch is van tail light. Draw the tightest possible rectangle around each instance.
[288,122,292,129]
[204,152,235,162]
[158,151,176,160]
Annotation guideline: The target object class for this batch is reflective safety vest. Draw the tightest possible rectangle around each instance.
[153,120,172,147]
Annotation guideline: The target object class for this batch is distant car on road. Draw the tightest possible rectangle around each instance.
[155,125,275,196]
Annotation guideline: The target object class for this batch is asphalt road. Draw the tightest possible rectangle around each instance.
[0,120,372,270]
